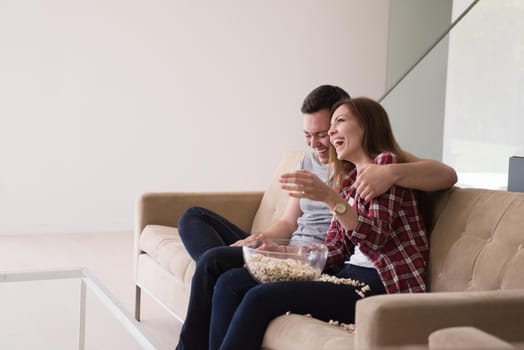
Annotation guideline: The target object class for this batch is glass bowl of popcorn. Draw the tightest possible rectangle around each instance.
[243,238,328,283]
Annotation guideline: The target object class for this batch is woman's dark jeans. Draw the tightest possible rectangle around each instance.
[210,264,387,350]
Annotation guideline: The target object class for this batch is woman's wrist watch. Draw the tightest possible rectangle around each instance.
[331,202,348,216]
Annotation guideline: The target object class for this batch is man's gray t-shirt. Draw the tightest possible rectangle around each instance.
[290,150,333,244]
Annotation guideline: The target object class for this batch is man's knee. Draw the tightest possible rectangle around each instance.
[177,206,205,229]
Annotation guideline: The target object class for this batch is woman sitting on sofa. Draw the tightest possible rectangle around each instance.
[209,97,429,350]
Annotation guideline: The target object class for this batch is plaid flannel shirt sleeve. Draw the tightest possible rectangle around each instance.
[324,216,352,268]
[323,180,356,268]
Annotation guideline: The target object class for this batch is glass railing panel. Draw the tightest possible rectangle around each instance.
[381,0,524,190]
[385,0,453,92]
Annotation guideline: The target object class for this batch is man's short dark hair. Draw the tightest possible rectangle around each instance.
[301,85,350,114]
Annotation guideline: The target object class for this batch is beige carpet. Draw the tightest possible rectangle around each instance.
[0,231,181,350]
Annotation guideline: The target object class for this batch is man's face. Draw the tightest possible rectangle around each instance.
[303,109,331,164]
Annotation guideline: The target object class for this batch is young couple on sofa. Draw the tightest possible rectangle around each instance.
[175,85,457,350]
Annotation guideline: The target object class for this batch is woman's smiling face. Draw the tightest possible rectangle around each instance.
[329,104,368,165]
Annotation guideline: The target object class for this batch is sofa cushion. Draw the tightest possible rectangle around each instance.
[428,326,514,349]
[262,314,355,350]
[139,224,195,284]
[429,188,524,292]
[251,151,305,233]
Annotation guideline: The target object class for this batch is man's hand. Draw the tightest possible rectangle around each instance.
[257,236,286,253]
[355,163,395,202]
[230,234,262,247]
[279,170,334,202]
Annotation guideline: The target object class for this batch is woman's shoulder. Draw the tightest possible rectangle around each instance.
[374,151,398,165]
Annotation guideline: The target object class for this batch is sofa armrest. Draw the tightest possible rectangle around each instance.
[355,290,524,349]
[135,191,264,248]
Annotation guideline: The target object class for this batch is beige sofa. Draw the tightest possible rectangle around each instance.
[134,151,524,349]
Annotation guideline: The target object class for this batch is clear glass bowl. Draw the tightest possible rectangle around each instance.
[242,238,328,283]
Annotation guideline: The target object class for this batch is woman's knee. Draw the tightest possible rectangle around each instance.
[240,283,280,310]
[215,268,257,297]
[215,268,245,288]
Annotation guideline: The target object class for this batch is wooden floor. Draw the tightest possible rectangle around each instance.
[0,231,181,350]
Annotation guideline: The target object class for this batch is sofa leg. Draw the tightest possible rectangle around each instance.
[135,285,141,321]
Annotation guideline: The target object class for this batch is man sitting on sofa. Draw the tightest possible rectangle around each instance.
[175,84,458,350]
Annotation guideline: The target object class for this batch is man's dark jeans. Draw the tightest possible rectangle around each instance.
[175,206,249,350]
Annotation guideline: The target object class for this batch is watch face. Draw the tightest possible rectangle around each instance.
[334,202,347,215]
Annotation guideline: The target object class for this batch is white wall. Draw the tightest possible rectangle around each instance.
[0,1,389,234]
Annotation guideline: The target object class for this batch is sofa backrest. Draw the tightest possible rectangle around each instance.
[251,155,524,293]
[428,187,524,292]
[251,151,305,233]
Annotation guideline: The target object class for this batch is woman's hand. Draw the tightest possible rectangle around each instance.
[279,170,335,203]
